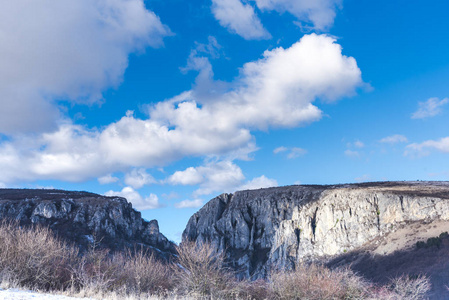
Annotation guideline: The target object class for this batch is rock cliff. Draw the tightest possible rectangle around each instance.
[0,189,175,259]
[183,182,449,280]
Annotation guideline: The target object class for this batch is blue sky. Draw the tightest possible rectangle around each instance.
[1,0,449,242]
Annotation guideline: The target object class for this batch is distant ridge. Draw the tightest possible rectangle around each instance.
[0,188,176,259]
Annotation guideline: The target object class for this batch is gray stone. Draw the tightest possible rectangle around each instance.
[0,188,176,260]
[183,181,449,279]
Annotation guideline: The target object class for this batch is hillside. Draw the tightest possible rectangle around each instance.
[0,189,175,259]
[183,181,449,299]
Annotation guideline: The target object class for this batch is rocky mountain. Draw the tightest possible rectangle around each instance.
[183,181,449,298]
[0,189,175,259]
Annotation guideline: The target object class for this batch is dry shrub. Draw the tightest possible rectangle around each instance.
[236,279,270,300]
[0,221,173,297]
[388,275,431,300]
[116,248,173,294]
[173,241,239,298]
[0,221,78,290]
[71,247,118,295]
[269,263,368,300]
[0,221,433,300]
[72,247,173,297]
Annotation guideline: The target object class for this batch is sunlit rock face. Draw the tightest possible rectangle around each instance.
[183,182,449,279]
[0,189,175,259]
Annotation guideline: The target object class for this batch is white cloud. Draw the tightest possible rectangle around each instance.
[168,167,204,185]
[0,0,170,135]
[98,174,119,184]
[154,34,362,131]
[353,140,364,148]
[355,174,371,182]
[254,0,342,31]
[172,174,277,207]
[273,146,288,154]
[0,116,253,184]
[182,37,223,73]
[105,186,162,210]
[428,170,449,178]
[273,146,307,158]
[211,0,270,40]
[174,199,204,209]
[124,168,156,189]
[168,160,278,196]
[347,140,364,148]
[288,147,307,159]
[237,175,278,190]
[344,149,359,157]
[344,140,364,157]
[212,0,341,38]
[379,134,408,144]
[0,34,362,184]
[405,137,449,157]
[168,160,245,196]
[411,97,449,119]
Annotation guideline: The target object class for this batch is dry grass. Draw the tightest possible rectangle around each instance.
[0,222,433,299]
[71,247,173,297]
[173,241,240,299]
[70,247,118,295]
[389,275,431,300]
[115,248,174,294]
[269,263,369,300]
[0,220,77,290]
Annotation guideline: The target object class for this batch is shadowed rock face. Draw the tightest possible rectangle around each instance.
[182,182,449,282]
[0,189,176,259]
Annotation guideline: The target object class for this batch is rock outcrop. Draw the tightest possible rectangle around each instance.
[183,182,449,280]
[0,189,175,259]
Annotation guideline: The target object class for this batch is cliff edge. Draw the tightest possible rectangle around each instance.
[183,181,449,298]
[0,189,176,259]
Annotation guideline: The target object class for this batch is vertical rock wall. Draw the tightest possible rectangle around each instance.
[183,182,449,278]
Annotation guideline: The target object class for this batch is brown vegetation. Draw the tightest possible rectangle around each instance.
[0,221,432,299]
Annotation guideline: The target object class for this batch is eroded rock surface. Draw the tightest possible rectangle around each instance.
[0,189,175,259]
[183,181,449,279]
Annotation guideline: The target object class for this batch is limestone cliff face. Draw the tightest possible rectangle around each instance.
[0,189,175,259]
[182,182,449,279]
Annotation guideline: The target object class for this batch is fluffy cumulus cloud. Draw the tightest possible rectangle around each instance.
[405,137,449,157]
[0,34,362,184]
[167,167,204,186]
[237,175,278,190]
[211,0,341,39]
[168,160,245,196]
[124,168,156,189]
[411,97,449,119]
[380,134,408,144]
[168,160,278,200]
[98,174,120,184]
[211,0,270,40]
[0,0,170,134]
[105,186,162,210]
[160,34,363,131]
